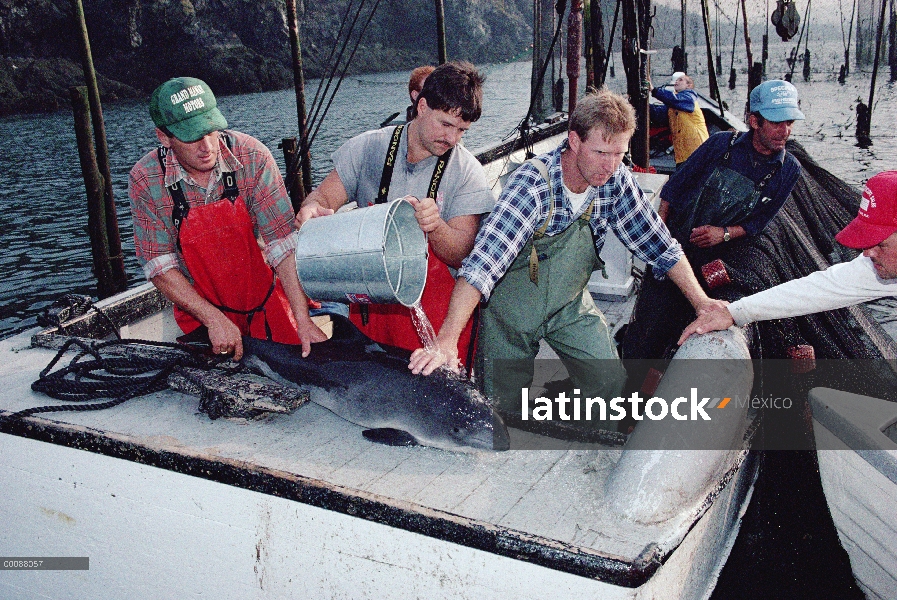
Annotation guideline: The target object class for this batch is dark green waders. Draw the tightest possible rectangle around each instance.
[477,206,627,434]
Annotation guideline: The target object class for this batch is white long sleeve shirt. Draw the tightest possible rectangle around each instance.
[728,254,897,326]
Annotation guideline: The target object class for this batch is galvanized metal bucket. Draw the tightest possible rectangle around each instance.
[294,198,427,306]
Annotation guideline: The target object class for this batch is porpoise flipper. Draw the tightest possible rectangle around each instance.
[362,428,420,447]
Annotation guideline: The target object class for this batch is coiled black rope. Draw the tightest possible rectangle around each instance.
[6,337,230,422]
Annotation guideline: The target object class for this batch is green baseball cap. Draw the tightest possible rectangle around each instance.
[149,77,228,142]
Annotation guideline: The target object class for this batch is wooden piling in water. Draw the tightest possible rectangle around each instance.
[71,0,127,296]
[435,0,448,65]
[280,138,305,213]
[69,87,118,299]
[859,0,890,140]
[285,0,313,199]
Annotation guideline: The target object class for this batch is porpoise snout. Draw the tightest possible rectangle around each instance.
[493,412,510,451]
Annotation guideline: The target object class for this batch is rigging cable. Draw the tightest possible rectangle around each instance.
[516,0,568,159]
[786,0,811,81]
[729,0,740,89]
[837,0,857,79]
[288,0,365,179]
[305,0,371,145]
[309,0,384,150]
[600,0,622,85]
[306,0,357,128]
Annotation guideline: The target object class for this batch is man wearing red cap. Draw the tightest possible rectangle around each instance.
[679,171,897,342]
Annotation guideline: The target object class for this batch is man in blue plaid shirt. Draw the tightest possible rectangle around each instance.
[410,90,724,423]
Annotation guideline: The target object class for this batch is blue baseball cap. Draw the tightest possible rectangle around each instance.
[749,80,805,121]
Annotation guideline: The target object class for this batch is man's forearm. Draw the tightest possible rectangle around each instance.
[666,256,712,310]
[301,170,348,213]
[273,252,312,323]
[438,278,482,344]
[427,215,480,268]
[151,269,228,328]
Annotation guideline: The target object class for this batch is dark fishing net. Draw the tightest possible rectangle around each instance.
[625,140,897,397]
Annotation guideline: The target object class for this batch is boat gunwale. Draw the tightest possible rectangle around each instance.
[0,406,653,587]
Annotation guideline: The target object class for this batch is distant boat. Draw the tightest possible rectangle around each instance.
[649,84,749,174]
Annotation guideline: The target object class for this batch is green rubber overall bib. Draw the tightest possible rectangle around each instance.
[479,188,626,433]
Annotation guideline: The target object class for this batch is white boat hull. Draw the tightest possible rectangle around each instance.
[810,388,897,600]
[0,431,755,600]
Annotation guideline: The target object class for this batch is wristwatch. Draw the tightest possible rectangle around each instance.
[723,227,731,242]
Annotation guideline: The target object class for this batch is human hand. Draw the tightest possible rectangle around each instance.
[208,314,244,360]
[295,200,334,228]
[406,196,442,234]
[295,317,329,358]
[678,305,735,345]
[689,225,724,248]
[408,337,461,376]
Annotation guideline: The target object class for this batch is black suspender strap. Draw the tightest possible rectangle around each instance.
[722,131,783,201]
[376,125,405,204]
[220,133,239,200]
[426,148,452,200]
[375,125,454,204]
[157,133,241,245]
[158,147,191,250]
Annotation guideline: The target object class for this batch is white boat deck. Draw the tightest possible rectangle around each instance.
[0,284,755,599]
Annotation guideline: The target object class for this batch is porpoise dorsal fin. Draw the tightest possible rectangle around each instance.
[362,428,419,447]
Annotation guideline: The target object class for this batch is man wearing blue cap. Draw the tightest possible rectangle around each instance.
[129,77,327,360]
[622,79,805,361]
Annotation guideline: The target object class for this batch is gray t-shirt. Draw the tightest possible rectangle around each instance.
[332,124,495,222]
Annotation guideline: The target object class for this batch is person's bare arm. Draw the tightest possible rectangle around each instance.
[408,196,480,268]
[665,256,728,313]
[689,224,746,248]
[151,269,244,358]
[408,278,481,375]
[678,306,735,345]
[658,199,671,223]
[295,170,347,227]
[273,252,328,357]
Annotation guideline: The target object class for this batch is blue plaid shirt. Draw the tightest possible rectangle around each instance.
[460,140,683,300]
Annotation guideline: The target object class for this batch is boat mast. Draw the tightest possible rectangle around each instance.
[699,0,724,112]
[435,0,448,64]
[620,0,651,167]
[285,0,312,203]
[568,0,583,113]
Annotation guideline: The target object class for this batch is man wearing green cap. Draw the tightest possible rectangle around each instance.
[622,79,806,362]
[129,77,327,360]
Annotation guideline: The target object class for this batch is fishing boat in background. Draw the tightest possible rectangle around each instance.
[648,85,748,174]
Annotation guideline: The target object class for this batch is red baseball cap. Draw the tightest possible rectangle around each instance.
[835,171,897,249]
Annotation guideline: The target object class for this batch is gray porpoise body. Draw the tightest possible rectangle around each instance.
[241,315,510,451]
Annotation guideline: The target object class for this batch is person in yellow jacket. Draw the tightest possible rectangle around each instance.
[652,72,709,166]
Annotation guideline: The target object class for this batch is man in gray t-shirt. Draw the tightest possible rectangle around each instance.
[296,61,494,362]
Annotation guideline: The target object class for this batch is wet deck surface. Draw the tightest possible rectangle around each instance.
[0,324,672,571]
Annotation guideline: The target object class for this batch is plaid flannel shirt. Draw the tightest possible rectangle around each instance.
[128,130,297,280]
[459,139,683,300]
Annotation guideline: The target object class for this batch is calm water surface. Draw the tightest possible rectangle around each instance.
[1,55,895,336]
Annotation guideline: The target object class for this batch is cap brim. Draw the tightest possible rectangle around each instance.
[757,106,805,121]
[835,218,897,249]
[167,107,228,143]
